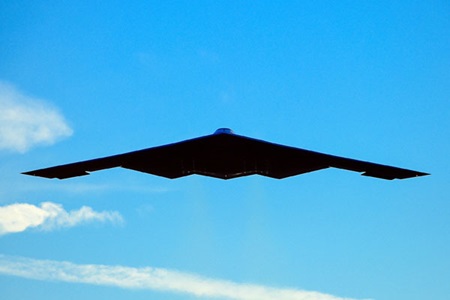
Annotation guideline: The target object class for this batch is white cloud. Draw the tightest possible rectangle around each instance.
[0,202,123,235]
[0,254,364,300]
[0,81,73,152]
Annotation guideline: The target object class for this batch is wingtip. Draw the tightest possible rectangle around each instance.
[21,169,90,179]
[417,172,430,177]
[22,171,36,177]
[361,169,430,180]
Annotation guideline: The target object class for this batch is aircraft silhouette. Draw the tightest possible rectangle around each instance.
[23,128,428,180]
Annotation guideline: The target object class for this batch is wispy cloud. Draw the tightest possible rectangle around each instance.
[0,254,363,300]
[19,181,170,195]
[0,202,123,235]
[0,81,72,153]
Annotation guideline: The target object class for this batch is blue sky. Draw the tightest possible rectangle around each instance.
[0,1,449,299]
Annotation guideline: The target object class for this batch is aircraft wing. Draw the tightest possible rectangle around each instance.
[23,130,428,180]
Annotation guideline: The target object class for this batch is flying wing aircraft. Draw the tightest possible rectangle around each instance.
[23,128,429,180]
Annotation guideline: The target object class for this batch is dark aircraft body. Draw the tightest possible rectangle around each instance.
[23,128,428,180]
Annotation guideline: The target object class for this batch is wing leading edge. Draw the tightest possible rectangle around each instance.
[22,129,429,180]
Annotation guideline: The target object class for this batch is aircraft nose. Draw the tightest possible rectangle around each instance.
[214,128,234,135]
